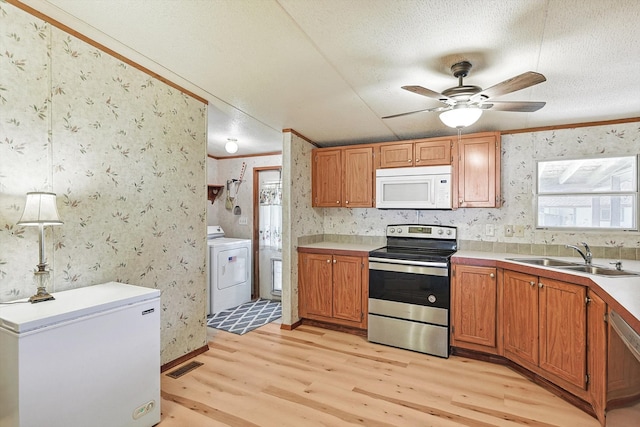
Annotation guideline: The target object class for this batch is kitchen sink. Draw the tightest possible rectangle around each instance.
[505,257,582,267]
[559,265,640,277]
[506,257,639,277]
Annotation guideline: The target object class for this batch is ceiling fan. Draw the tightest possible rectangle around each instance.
[383,61,546,128]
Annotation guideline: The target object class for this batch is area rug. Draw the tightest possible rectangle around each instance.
[207,298,281,335]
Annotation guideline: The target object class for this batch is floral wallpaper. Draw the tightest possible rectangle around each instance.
[283,131,323,325]
[307,122,640,258]
[0,2,207,365]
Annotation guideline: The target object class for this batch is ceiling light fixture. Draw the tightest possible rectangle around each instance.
[225,138,238,154]
[439,105,483,128]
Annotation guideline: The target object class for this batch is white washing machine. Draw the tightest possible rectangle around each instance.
[207,226,252,315]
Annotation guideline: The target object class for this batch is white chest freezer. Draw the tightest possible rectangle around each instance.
[0,282,161,427]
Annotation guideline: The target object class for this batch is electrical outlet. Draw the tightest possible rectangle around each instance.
[504,225,514,237]
[239,216,248,225]
[485,224,495,237]
[514,225,525,237]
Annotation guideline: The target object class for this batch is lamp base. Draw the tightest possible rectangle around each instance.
[29,287,55,304]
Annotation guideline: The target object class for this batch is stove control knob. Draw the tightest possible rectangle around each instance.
[389,228,395,233]
[428,294,436,304]
[397,228,403,233]
[437,229,443,235]
[446,230,452,235]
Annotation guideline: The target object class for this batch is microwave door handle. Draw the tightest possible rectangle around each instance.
[430,179,435,205]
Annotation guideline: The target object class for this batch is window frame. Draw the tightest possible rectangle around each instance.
[534,154,639,231]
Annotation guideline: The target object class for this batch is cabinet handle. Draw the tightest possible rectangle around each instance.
[459,199,464,204]
[327,259,331,263]
[416,159,420,162]
[336,200,340,204]
[345,200,349,204]
[538,282,543,288]
[530,281,535,287]
[490,273,495,278]
[407,159,411,163]
[333,259,336,263]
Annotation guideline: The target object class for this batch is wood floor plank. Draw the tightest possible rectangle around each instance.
[160,323,600,426]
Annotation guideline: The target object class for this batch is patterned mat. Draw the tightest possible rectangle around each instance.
[207,298,282,335]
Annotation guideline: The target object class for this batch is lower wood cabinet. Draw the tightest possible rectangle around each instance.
[450,261,635,425]
[503,269,587,390]
[451,264,499,353]
[298,250,368,329]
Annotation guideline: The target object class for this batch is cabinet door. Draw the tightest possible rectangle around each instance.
[379,142,414,168]
[312,149,342,207]
[587,291,607,426]
[451,265,497,349]
[457,133,500,208]
[539,278,587,389]
[503,270,539,366]
[299,253,333,318]
[343,147,373,207]
[332,255,363,322]
[415,138,452,166]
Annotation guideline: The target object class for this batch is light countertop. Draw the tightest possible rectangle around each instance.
[297,241,383,254]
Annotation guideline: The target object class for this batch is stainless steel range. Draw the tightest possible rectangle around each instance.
[368,224,457,358]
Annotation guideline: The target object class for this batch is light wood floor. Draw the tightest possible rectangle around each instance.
[159,323,600,427]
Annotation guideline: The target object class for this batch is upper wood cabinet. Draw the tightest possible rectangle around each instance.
[311,132,500,209]
[312,146,374,208]
[379,137,453,168]
[454,132,501,208]
[451,264,499,354]
[312,149,342,207]
[343,146,373,207]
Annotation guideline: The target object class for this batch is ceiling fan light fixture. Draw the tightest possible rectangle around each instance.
[225,138,238,154]
[439,106,483,128]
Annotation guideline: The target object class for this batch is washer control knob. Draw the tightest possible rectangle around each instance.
[428,295,436,304]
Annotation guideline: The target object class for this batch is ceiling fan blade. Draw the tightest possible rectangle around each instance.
[401,85,452,103]
[470,71,546,102]
[479,101,546,112]
[382,105,450,119]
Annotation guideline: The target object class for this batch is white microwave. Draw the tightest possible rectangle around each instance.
[375,165,452,209]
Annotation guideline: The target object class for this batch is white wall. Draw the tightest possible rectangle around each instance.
[207,154,282,239]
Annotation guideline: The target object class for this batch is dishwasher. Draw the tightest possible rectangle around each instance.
[606,310,640,426]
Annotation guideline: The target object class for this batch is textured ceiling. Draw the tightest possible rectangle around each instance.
[20,0,640,157]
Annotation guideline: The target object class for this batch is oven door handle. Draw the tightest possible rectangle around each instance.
[369,257,448,268]
[368,260,449,277]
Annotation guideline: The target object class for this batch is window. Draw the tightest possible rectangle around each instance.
[536,156,638,230]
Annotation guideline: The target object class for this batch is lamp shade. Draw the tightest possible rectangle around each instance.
[439,106,483,128]
[17,192,63,226]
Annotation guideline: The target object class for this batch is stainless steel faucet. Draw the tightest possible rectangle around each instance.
[565,242,592,265]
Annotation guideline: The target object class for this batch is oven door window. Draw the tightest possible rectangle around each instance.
[369,265,449,309]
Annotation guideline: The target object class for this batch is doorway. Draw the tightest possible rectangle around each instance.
[252,166,282,301]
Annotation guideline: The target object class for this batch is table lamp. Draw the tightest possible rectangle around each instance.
[17,192,63,303]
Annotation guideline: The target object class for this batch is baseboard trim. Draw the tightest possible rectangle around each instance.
[300,318,367,337]
[280,320,302,330]
[161,344,209,373]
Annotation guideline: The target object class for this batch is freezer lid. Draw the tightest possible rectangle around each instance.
[0,282,160,334]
